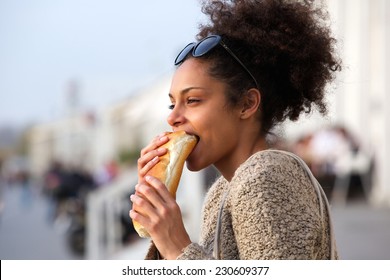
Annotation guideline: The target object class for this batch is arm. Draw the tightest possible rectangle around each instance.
[230,156,322,260]
[176,177,228,260]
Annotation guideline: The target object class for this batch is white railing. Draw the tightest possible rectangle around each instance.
[86,169,137,259]
[86,167,206,259]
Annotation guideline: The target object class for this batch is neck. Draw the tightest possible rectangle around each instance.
[216,135,269,182]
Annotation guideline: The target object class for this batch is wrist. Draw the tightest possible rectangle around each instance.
[164,238,192,260]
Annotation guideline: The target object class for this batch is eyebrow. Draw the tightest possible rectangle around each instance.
[168,86,207,99]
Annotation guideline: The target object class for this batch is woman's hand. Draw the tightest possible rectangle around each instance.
[137,133,169,184]
[130,175,191,260]
[130,133,191,259]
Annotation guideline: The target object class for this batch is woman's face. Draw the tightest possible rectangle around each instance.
[167,58,243,172]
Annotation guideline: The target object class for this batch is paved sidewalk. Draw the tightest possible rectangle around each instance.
[331,201,390,260]
[0,185,77,260]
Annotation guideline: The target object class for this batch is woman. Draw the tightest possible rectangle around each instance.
[130,0,341,260]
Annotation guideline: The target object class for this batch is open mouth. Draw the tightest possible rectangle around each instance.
[183,131,200,143]
[194,135,200,143]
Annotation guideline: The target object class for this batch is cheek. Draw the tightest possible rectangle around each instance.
[192,108,228,133]
[185,105,239,169]
[187,121,237,171]
[192,107,237,149]
[192,118,208,133]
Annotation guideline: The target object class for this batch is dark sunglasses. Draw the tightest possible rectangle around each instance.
[174,35,259,90]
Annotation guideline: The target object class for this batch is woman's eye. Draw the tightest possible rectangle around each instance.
[168,99,199,110]
[187,99,200,105]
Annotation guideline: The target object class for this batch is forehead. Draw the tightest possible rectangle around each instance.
[170,58,224,92]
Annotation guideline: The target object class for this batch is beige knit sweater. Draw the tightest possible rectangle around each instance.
[145,150,338,260]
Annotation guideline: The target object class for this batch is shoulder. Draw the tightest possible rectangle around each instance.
[229,149,315,204]
[232,149,304,184]
[203,176,228,206]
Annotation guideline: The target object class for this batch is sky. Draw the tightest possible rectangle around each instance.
[0,0,204,127]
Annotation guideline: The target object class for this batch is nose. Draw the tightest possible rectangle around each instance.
[167,105,186,128]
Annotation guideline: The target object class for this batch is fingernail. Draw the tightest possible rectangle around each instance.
[145,175,152,182]
[159,136,168,141]
[129,210,135,218]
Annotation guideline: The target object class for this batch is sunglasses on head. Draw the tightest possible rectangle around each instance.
[174,35,259,90]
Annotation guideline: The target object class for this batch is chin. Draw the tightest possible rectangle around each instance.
[185,161,202,172]
[186,156,213,172]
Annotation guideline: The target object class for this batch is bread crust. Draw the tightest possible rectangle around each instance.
[133,131,198,238]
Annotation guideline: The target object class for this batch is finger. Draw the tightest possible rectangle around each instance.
[130,187,181,239]
[137,133,169,179]
[140,135,169,157]
[138,155,160,178]
[135,181,167,210]
[130,193,157,218]
[145,175,174,203]
[137,148,167,181]
[129,209,150,230]
[138,147,167,166]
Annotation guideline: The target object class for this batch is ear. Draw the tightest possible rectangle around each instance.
[240,88,261,119]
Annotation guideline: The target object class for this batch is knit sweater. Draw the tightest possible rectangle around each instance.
[145,150,338,260]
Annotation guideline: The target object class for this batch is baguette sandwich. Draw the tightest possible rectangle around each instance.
[133,130,198,238]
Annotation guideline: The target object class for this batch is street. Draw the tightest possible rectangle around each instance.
[332,202,390,259]
[0,184,77,260]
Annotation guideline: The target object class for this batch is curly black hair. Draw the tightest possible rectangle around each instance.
[193,0,341,135]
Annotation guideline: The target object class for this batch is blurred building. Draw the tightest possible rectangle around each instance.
[329,0,390,206]
[282,0,390,206]
[28,74,172,178]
